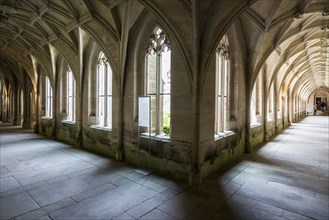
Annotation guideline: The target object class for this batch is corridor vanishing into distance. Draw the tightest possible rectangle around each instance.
[0,116,328,220]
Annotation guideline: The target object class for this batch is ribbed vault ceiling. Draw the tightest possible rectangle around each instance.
[0,0,328,101]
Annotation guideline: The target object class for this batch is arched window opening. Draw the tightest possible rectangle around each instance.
[67,68,76,121]
[250,83,257,125]
[255,75,262,123]
[215,36,229,133]
[97,52,112,128]
[145,26,171,136]
[45,76,53,117]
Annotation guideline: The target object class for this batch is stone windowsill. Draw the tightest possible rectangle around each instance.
[41,116,53,120]
[61,120,76,125]
[214,130,234,140]
[90,125,112,132]
[140,133,170,142]
[250,123,262,128]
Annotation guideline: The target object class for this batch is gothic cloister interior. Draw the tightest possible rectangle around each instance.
[0,0,328,219]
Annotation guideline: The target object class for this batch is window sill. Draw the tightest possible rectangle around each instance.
[61,120,76,125]
[214,130,234,140]
[90,125,112,132]
[250,123,261,128]
[41,116,53,120]
[140,133,170,142]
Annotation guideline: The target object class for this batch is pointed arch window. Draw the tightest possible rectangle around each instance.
[67,68,76,121]
[215,38,229,133]
[97,52,112,128]
[45,76,53,117]
[145,26,171,136]
[250,83,257,125]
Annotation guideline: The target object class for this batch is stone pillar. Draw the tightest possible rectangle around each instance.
[274,80,278,134]
[22,79,33,129]
[2,90,8,123]
[34,69,41,133]
[7,93,13,123]
[282,96,285,129]
[262,66,269,141]
[190,0,202,185]
[22,89,31,128]
[0,87,5,122]
[245,78,252,153]
[287,89,291,125]
[0,89,2,122]
[116,0,132,161]
[12,88,20,125]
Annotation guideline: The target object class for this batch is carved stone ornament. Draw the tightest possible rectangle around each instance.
[146,27,170,55]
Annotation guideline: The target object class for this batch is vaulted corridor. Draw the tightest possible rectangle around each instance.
[1,0,329,219]
[1,115,328,220]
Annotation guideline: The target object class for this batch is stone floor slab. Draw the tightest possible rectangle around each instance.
[139,209,175,220]
[157,191,206,219]
[237,181,329,219]
[0,192,39,219]
[0,176,21,192]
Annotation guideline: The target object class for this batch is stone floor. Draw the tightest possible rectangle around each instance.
[0,116,328,220]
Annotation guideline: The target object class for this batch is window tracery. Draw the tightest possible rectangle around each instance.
[45,77,52,118]
[145,27,171,136]
[67,68,76,121]
[215,38,230,133]
[97,52,112,128]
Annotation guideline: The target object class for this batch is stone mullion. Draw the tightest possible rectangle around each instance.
[34,68,41,133]
[274,79,278,134]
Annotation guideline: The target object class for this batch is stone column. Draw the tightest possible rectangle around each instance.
[280,93,284,126]
[22,89,31,128]
[190,0,202,185]
[22,78,33,129]
[34,69,41,133]
[116,0,132,161]
[12,88,20,125]
[262,66,269,141]
[287,89,291,125]
[0,89,2,122]
[274,80,278,134]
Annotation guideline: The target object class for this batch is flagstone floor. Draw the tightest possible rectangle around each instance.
[1,116,328,219]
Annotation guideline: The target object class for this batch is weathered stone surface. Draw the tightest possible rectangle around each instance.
[0,116,328,219]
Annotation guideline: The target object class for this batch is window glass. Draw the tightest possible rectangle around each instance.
[146,27,171,136]
[97,52,112,129]
[45,77,52,117]
[215,37,229,134]
[67,69,76,121]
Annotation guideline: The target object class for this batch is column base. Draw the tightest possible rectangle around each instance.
[22,119,34,129]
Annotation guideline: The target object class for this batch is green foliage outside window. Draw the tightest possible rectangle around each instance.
[162,113,170,135]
